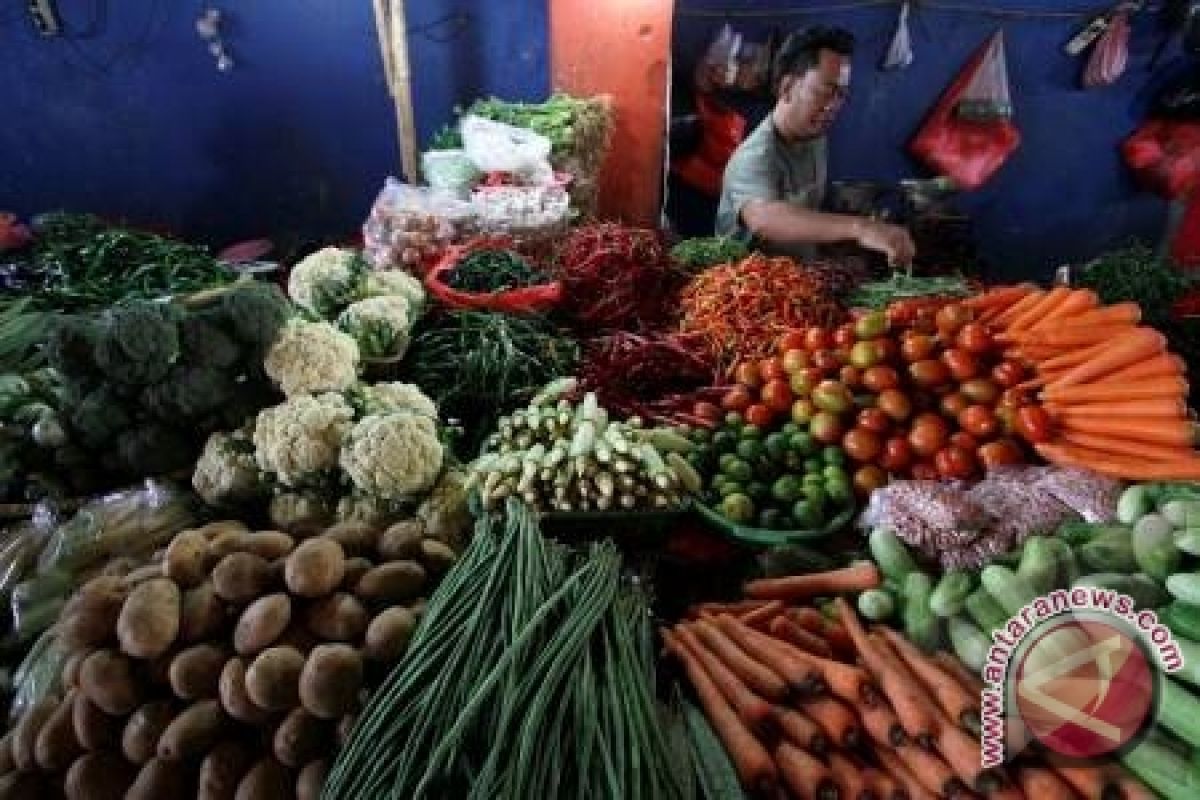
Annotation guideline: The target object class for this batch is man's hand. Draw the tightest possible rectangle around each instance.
[855,220,916,267]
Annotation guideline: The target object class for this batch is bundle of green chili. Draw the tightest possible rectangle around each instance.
[425,242,563,314]
[444,248,548,293]
[323,501,691,800]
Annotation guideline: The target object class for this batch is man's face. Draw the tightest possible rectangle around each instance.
[778,49,852,138]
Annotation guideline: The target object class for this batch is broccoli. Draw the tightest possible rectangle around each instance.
[45,316,100,378]
[70,386,132,449]
[142,365,234,420]
[179,309,241,369]
[221,281,293,354]
[92,301,182,385]
[115,424,193,475]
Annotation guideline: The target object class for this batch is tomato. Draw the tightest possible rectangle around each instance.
[745,403,776,429]
[909,359,951,389]
[877,389,913,422]
[861,365,900,393]
[855,311,889,340]
[957,322,994,355]
[812,349,843,373]
[959,405,1000,439]
[790,368,822,396]
[1015,405,1054,444]
[791,398,816,424]
[721,385,753,412]
[779,329,808,354]
[805,327,833,352]
[760,357,787,382]
[911,462,940,481]
[853,465,889,497]
[996,405,1018,435]
[839,365,863,388]
[950,431,980,452]
[857,407,891,435]
[849,341,881,369]
[909,415,949,457]
[879,437,914,472]
[810,411,845,445]
[900,333,936,362]
[941,348,979,381]
[781,348,809,373]
[842,427,883,462]
[935,445,977,480]
[812,380,853,415]
[833,323,858,349]
[991,360,1025,389]
[940,392,971,419]
[960,378,1001,406]
[978,439,1024,469]
[1000,388,1030,410]
[734,362,761,388]
[874,338,900,363]
[935,303,973,337]
[761,379,794,413]
[693,401,722,424]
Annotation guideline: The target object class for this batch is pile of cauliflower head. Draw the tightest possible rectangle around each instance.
[357,381,438,418]
[287,247,367,317]
[253,392,355,487]
[192,428,265,508]
[337,295,412,361]
[340,411,444,500]
[264,320,360,398]
[365,270,426,314]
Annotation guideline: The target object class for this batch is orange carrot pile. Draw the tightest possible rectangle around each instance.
[984,285,1200,480]
[666,584,1152,799]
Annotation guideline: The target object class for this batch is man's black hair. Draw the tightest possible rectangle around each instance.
[773,26,855,94]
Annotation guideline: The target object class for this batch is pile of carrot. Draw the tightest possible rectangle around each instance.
[970,285,1200,481]
[667,585,1152,799]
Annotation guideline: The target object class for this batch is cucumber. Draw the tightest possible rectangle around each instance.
[902,572,940,652]
[1128,574,1168,611]
[857,589,896,622]
[639,428,694,454]
[1079,528,1138,574]
[1174,528,1200,556]
[947,616,989,673]
[868,527,919,583]
[1162,499,1200,528]
[1057,521,1131,548]
[1045,538,1080,588]
[1017,536,1059,596]
[1134,514,1179,582]
[965,588,1009,634]
[1161,602,1200,642]
[1167,574,1200,606]
[929,572,973,618]
[980,566,1037,617]
[1118,484,1155,525]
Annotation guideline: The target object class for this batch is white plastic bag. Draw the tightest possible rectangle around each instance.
[362,177,478,271]
[421,149,480,200]
[460,115,553,180]
[957,30,1013,121]
[883,3,914,71]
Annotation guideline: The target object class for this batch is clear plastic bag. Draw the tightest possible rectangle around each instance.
[957,31,1013,120]
[460,115,553,181]
[362,178,479,272]
[421,149,480,200]
[0,516,53,604]
[882,2,914,71]
[9,628,65,723]
[471,183,571,236]
[1083,11,1130,88]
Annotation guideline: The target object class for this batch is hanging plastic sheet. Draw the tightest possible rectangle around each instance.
[1083,10,1132,88]
[882,2,914,71]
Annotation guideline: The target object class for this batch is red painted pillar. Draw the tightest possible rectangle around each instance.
[549,0,674,227]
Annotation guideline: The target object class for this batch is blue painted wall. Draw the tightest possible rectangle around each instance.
[0,1,548,248]
[673,1,1190,281]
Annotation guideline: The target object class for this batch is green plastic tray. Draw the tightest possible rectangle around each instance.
[692,502,855,548]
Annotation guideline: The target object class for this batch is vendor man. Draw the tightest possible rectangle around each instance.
[716,27,916,266]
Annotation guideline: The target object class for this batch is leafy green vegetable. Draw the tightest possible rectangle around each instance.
[220,280,293,353]
[92,302,182,385]
[670,237,749,272]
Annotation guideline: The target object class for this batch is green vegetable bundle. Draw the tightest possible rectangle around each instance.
[325,500,689,799]
[670,237,749,273]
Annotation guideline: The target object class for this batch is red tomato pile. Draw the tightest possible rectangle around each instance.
[716,302,1054,482]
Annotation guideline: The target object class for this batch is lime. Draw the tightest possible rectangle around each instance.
[781,421,801,437]
[720,493,755,524]
[712,431,737,453]
[741,424,763,440]
[758,508,786,530]
[788,431,817,456]
[804,458,824,475]
[825,477,853,506]
[791,499,824,528]
[822,465,849,485]
[724,412,744,428]
[783,451,806,471]
[724,458,753,483]
[822,446,847,467]
[803,473,825,488]
[719,453,740,472]
[771,475,804,504]
[737,439,766,462]
[689,427,711,443]
[803,484,828,510]
[764,432,790,462]
[719,481,746,498]
[746,481,770,502]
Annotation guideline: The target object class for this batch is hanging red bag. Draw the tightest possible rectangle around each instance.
[672,93,747,197]
[910,31,1021,190]
[1123,118,1200,200]
[424,237,563,314]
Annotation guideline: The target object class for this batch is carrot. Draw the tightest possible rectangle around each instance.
[1031,300,1139,332]
[775,741,839,800]
[828,751,874,800]
[789,606,827,633]
[932,713,1000,792]
[1076,352,1186,386]
[674,625,777,735]
[1057,416,1196,448]
[1014,766,1078,800]
[1007,322,1139,349]
[896,742,971,799]
[774,707,828,754]
[877,628,980,734]
[1057,431,1195,462]
[740,600,786,630]
[1048,328,1167,388]
[688,600,773,619]
[1046,397,1187,419]
[858,696,907,747]
[690,618,790,701]
[711,614,825,695]
[987,783,1027,800]
[1025,288,1100,328]
[862,766,907,800]
[933,652,984,695]
[1111,767,1158,800]
[1042,376,1188,404]
[1036,442,1200,481]
[661,629,778,793]
[1035,339,1109,372]
[1005,286,1076,333]
[1049,763,1128,800]
[797,694,862,749]
[877,749,939,800]
[966,284,1035,314]
[993,288,1048,328]
[745,562,882,601]
[769,615,834,658]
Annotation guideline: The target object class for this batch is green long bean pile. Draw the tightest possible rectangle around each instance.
[323,501,691,800]
[444,248,548,293]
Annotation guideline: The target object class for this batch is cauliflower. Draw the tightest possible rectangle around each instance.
[336,296,411,361]
[264,320,360,398]
[287,246,368,317]
[269,489,335,535]
[356,381,437,418]
[254,393,355,487]
[340,411,444,499]
[365,269,426,315]
[336,492,403,528]
[417,467,472,550]
[193,428,266,507]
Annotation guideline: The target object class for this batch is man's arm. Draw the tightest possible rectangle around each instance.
[741,199,916,266]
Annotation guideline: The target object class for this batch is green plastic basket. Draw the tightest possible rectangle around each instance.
[692,502,855,548]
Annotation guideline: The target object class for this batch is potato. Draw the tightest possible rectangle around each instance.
[118,578,181,659]
[164,529,210,588]
[35,689,83,770]
[273,708,331,768]
[364,607,417,662]
[198,520,250,541]
[79,650,140,715]
[242,531,296,560]
[296,759,328,800]
[12,696,56,771]
[234,594,292,656]
[376,520,424,561]
[285,539,345,598]
[199,741,254,800]
[158,699,225,761]
[219,658,270,724]
[64,751,135,800]
[180,581,228,643]
[340,557,372,590]
[275,623,319,655]
[322,522,376,557]
[127,756,193,800]
[213,553,274,604]
[355,561,426,604]
[61,651,88,690]
[303,593,367,642]
[169,643,228,700]
[419,539,457,576]
[209,530,248,559]
[245,647,305,711]
[122,701,174,764]
[59,576,128,650]
[121,564,165,587]
[72,692,122,751]
[100,557,140,577]
[236,757,293,800]
[299,644,362,719]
